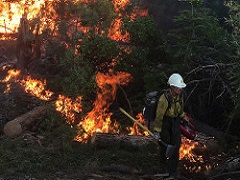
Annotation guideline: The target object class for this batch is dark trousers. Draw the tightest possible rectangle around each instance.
[159,116,181,176]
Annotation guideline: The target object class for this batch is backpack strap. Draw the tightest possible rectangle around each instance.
[163,89,172,110]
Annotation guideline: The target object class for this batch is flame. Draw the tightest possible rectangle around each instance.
[113,0,130,13]
[20,76,54,101]
[179,138,215,173]
[0,0,52,34]
[75,71,132,142]
[127,112,149,136]
[180,138,203,162]
[2,69,20,82]
[1,69,21,93]
[55,95,82,124]
[108,18,130,42]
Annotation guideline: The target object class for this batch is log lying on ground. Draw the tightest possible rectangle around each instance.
[91,132,156,147]
[3,105,47,137]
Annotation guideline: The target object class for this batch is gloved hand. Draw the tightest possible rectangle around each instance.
[153,131,160,140]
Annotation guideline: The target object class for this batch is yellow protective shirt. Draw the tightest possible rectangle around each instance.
[153,92,184,133]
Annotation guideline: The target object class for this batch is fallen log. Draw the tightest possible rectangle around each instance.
[91,132,156,147]
[3,105,47,137]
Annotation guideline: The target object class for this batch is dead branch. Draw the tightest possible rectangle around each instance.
[187,63,238,76]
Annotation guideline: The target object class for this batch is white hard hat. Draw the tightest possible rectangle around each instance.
[168,73,186,88]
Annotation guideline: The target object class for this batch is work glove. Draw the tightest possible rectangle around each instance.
[153,131,160,140]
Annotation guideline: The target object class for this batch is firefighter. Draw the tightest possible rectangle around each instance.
[153,73,187,180]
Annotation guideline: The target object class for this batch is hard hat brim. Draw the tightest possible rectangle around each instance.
[176,83,186,88]
[170,82,186,88]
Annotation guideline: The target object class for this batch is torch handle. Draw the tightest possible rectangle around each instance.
[119,107,154,136]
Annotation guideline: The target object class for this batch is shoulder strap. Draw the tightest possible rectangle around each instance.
[163,89,172,110]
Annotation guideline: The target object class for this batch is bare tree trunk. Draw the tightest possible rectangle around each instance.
[16,11,41,71]
[16,12,32,70]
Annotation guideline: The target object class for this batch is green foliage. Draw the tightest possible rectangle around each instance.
[40,0,171,116]
[119,16,169,73]
[143,69,168,93]
[33,105,68,133]
[44,39,67,60]
[59,49,96,113]
[64,0,117,32]
[78,34,121,73]
[168,8,233,63]
[123,16,160,45]
[60,50,96,95]
[122,16,167,64]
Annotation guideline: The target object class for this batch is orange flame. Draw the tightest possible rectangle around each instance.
[127,112,149,136]
[108,18,130,42]
[179,138,214,173]
[113,0,130,13]
[0,0,53,34]
[55,95,82,124]
[20,76,54,101]
[75,71,133,142]
[2,69,20,82]
[1,69,21,93]
[180,138,203,162]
